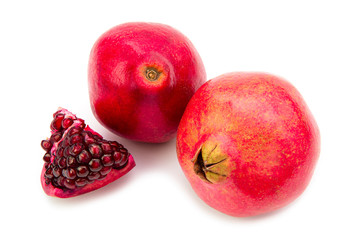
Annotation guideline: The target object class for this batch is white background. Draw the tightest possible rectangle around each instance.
[1,0,353,239]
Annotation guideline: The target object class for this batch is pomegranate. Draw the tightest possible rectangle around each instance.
[40,108,135,198]
[88,22,206,143]
[176,72,320,217]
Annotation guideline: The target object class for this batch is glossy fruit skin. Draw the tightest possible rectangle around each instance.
[176,72,320,217]
[88,22,206,143]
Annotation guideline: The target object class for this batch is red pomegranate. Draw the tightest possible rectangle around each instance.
[88,22,206,143]
[177,72,320,217]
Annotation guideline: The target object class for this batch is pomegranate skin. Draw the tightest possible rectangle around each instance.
[176,72,320,217]
[88,22,206,143]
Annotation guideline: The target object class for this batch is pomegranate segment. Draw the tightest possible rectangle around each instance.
[40,108,135,198]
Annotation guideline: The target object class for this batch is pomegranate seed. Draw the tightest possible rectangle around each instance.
[56,176,65,187]
[101,154,114,167]
[50,114,64,131]
[43,153,51,163]
[97,174,107,181]
[88,159,103,172]
[41,140,52,151]
[100,166,112,176]
[58,157,67,168]
[87,172,100,181]
[84,136,95,145]
[66,155,77,167]
[44,162,50,169]
[113,149,129,168]
[68,126,82,137]
[75,178,88,187]
[113,151,122,164]
[101,142,112,153]
[77,150,91,164]
[63,168,77,180]
[69,134,83,145]
[69,143,84,156]
[45,168,53,179]
[77,166,89,178]
[62,137,70,148]
[110,142,123,149]
[52,166,62,178]
[50,132,62,143]
[63,179,76,189]
[88,144,103,158]
[62,118,73,129]
[56,147,64,158]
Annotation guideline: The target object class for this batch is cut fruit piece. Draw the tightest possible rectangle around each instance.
[40,108,135,198]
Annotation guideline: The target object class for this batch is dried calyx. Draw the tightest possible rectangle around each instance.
[193,145,229,184]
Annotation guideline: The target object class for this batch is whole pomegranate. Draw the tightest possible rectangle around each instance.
[88,22,206,143]
[40,108,135,198]
[176,72,320,217]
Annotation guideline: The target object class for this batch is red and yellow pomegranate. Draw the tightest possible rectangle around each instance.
[88,22,206,143]
[40,108,135,198]
[176,72,320,217]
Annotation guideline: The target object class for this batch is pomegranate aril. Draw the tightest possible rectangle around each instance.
[114,154,128,168]
[58,157,67,168]
[56,176,65,187]
[84,135,96,145]
[101,154,114,167]
[45,168,53,179]
[44,162,50,169]
[113,149,129,167]
[87,172,100,181]
[77,166,89,178]
[64,179,76,189]
[110,142,123,149]
[62,137,70,148]
[101,142,113,153]
[88,144,103,158]
[69,143,84,156]
[77,149,91,164]
[62,118,73,129]
[100,166,112,176]
[41,140,52,151]
[53,167,62,178]
[113,151,122,162]
[43,153,51,163]
[98,174,107,181]
[63,146,71,158]
[75,178,88,187]
[69,134,83,145]
[66,155,77,167]
[68,126,82,137]
[63,168,77,180]
[50,132,62,143]
[56,147,64,158]
[51,113,65,131]
[88,159,103,172]
[93,134,103,141]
